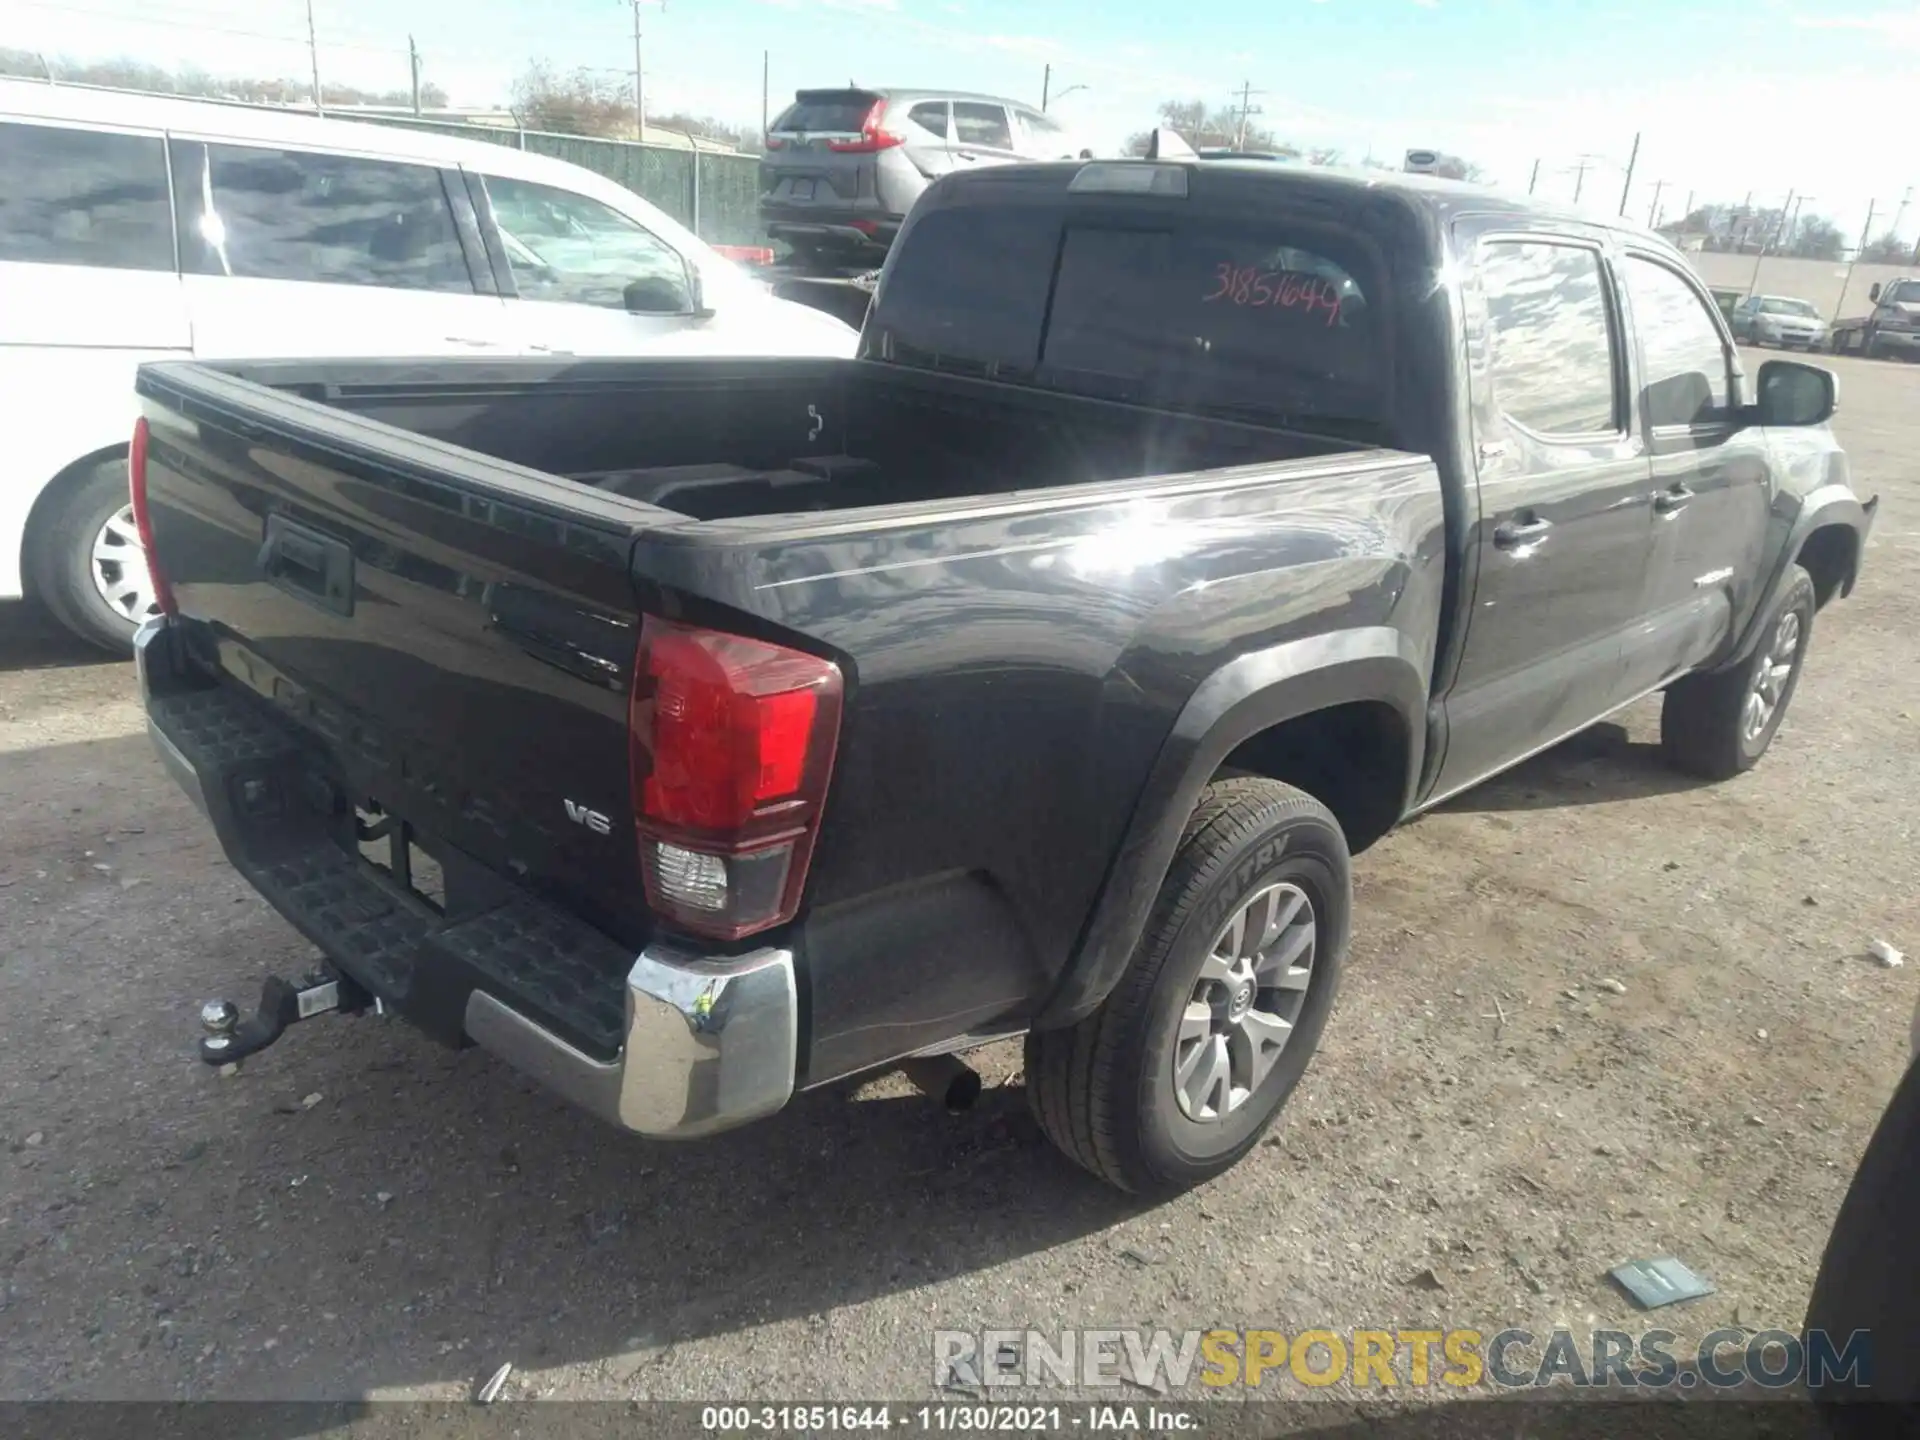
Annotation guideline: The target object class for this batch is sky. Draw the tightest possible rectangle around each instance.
[4,0,1917,245]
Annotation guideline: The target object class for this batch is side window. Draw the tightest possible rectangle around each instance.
[484,176,690,312]
[1477,239,1619,436]
[187,145,472,293]
[952,103,1014,151]
[1623,256,1732,427]
[0,121,172,271]
[1012,109,1069,157]
[906,102,951,141]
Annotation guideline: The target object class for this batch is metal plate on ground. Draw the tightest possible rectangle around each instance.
[1609,1256,1717,1310]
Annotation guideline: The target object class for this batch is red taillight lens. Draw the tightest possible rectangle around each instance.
[828,100,905,152]
[764,134,787,151]
[127,417,176,616]
[629,617,843,940]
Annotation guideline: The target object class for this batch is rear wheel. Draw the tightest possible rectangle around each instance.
[28,455,158,655]
[1660,565,1815,780]
[1026,778,1350,1194]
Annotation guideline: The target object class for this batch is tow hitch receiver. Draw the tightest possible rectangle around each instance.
[198,970,372,1067]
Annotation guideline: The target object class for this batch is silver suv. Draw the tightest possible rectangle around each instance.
[759,87,1089,265]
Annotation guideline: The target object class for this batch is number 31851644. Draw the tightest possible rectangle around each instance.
[1203,264,1344,325]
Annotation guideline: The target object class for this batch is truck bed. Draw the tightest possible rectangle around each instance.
[135,353,1443,1086]
[225,355,1358,521]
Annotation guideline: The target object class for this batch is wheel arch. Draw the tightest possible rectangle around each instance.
[1037,626,1428,1029]
[1727,489,1873,667]
[20,442,131,599]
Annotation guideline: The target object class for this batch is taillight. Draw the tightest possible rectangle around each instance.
[764,134,787,151]
[629,617,843,940]
[828,100,904,153]
[127,417,176,616]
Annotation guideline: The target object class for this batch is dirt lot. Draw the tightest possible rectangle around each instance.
[1,352,1915,1413]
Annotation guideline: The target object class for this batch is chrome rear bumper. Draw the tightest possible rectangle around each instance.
[136,616,799,1140]
[463,945,797,1139]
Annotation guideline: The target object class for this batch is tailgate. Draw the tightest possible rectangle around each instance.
[135,361,656,950]
[764,89,881,201]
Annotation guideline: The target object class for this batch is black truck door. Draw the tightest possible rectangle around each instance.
[1614,249,1774,696]
[1434,223,1655,796]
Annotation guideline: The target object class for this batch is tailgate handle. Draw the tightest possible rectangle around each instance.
[258,515,354,617]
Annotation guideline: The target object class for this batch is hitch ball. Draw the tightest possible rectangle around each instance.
[201,999,239,1039]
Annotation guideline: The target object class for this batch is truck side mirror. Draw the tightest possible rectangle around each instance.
[1869,283,1882,302]
[1754,359,1837,428]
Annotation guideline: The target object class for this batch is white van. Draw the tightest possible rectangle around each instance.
[0,80,858,651]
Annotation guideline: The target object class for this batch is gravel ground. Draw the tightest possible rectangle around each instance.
[0,351,1914,1415]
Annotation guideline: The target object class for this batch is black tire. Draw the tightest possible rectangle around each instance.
[1660,565,1816,781]
[26,455,153,655]
[1026,778,1350,1194]
[1805,1055,1920,1418]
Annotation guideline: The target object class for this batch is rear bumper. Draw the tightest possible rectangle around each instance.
[760,209,900,250]
[135,617,798,1140]
[1873,328,1920,352]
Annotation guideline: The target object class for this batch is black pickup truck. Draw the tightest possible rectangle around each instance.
[132,157,1875,1193]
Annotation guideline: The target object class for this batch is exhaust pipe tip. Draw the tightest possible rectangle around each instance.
[900,1054,982,1112]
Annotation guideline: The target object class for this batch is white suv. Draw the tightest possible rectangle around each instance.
[0,80,857,651]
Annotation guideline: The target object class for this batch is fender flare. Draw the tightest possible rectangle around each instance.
[1727,488,1874,667]
[1037,626,1429,1028]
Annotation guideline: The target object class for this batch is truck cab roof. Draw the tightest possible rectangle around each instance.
[906,156,1687,260]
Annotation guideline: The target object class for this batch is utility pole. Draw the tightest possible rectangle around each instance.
[1835,199,1878,323]
[1042,63,1050,112]
[1746,188,1793,297]
[1646,179,1666,229]
[762,50,770,139]
[306,0,323,113]
[1572,157,1589,204]
[1890,185,1914,242]
[1617,130,1640,216]
[1232,81,1264,151]
[631,0,646,141]
[1681,189,1693,225]
[1527,158,1540,194]
[408,35,422,115]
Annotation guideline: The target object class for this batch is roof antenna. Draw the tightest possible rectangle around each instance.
[1145,128,1198,161]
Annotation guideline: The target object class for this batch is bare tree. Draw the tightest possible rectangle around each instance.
[1859,232,1914,265]
[1784,214,1845,262]
[511,62,634,138]
[0,46,447,107]
[1126,98,1282,155]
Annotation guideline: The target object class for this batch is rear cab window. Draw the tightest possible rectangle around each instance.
[866,200,1388,433]
[0,119,173,271]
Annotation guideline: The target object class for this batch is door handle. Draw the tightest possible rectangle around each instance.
[956,150,979,162]
[1653,485,1695,514]
[1493,516,1552,550]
